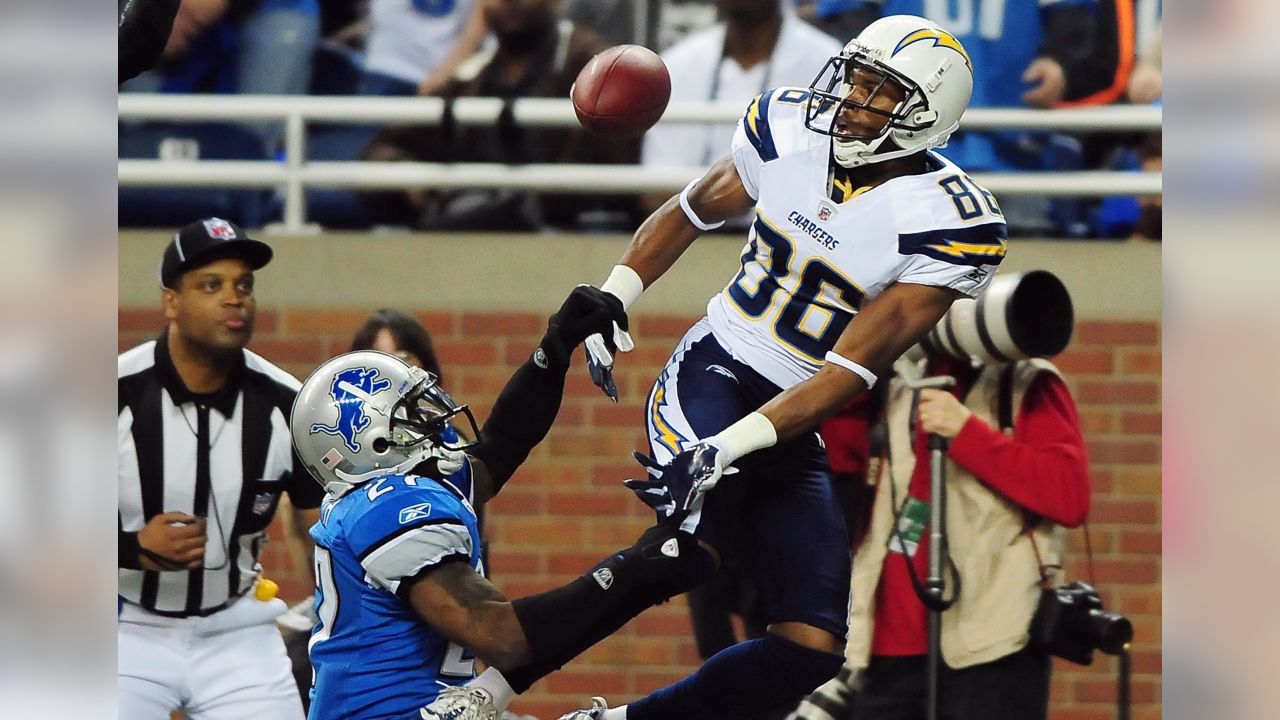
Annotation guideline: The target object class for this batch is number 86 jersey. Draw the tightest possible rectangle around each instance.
[705,86,1007,390]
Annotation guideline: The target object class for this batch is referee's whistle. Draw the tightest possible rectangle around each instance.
[255,577,279,601]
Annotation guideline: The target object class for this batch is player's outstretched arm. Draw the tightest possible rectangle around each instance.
[758,282,963,443]
[669,282,962,493]
[617,154,756,289]
[405,561,532,671]
[582,154,756,400]
[465,285,627,503]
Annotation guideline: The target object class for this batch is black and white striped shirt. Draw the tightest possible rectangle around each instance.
[118,330,323,616]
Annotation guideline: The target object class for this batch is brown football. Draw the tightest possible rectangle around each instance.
[571,44,671,138]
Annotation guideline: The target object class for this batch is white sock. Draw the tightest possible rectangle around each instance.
[468,668,516,710]
[601,706,628,720]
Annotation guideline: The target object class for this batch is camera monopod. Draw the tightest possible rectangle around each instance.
[902,373,958,720]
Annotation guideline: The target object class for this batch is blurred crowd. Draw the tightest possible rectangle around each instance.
[119,0,1162,239]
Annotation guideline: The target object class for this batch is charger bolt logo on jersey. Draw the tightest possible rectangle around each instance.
[310,367,392,452]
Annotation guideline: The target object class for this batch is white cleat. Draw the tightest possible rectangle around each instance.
[556,696,609,720]
[420,686,500,720]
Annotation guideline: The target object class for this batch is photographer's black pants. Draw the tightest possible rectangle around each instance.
[853,646,1051,720]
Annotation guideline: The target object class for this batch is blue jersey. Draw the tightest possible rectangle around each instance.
[876,0,1095,170]
[308,462,481,720]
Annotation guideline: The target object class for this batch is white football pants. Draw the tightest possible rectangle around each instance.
[118,595,304,720]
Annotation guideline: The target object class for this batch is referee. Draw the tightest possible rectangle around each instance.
[118,218,321,719]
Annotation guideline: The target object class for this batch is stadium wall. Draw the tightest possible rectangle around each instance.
[119,232,1162,720]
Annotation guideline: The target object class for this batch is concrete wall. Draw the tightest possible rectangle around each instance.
[120,231,1161,319]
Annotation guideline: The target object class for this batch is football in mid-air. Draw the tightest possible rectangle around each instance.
[571,44,671,138]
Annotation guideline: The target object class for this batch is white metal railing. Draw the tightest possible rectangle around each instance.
[117,95,1162,233]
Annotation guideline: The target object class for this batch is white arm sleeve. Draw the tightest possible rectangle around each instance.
[360,522,474,594]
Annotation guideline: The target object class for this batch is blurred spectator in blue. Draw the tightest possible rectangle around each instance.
[813,0,1124,236]
[360,0,638,231]
[639,0,841,215]
[360,0,488,96]
[804,0,878,41]
[1090,131,1160,240]
[120,0,320,153]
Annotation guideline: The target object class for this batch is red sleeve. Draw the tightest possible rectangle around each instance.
[819,394,877,475]
[947,372,1091,527]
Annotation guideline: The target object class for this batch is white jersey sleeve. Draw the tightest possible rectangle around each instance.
[730,94,770,199]
[891,167,1007,297]
[729,88,815,200]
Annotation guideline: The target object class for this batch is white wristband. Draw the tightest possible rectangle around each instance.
[824,351,878,389]
[712,412,778,465]
[599,264,644,310]
[679,178,726,231]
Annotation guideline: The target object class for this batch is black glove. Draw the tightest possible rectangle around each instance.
[540,285,628,369]
[625,445,737,523]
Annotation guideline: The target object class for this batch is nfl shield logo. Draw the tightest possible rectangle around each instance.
[203,218,238,239]
[817,203,834,222]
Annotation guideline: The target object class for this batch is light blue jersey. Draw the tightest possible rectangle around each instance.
[308,462,481,720]
[878,0,1095,170]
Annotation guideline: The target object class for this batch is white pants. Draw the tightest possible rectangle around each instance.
[118,595,305,720]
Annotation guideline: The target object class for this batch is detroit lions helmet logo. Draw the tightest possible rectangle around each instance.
[310,367,392,452]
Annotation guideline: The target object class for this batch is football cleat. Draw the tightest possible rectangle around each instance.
[420,686,500,720]
[556,696,610,720]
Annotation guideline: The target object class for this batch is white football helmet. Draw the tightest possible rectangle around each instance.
[291,351,478,496]
[805,15,974,168]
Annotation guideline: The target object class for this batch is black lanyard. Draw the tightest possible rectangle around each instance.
[703,31,778,165]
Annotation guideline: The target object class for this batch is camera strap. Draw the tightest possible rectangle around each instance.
[885,390,962,612]
[1026,517,1099,589]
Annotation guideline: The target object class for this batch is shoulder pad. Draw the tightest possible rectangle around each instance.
[739,86,817,163]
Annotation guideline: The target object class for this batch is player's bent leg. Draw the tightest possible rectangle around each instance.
[625,632,845,720]
[503,524,717,692]
[118,622,184,719]
[186,622,305,720]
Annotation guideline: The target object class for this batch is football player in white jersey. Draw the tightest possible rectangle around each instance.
[414,14,1007,720]
[555,14,1006,720]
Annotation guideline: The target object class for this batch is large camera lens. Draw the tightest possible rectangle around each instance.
[1087,609,1134,655]
[920,270,1074,364]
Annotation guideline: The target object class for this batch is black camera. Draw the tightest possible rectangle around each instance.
[1029,581,1134,665]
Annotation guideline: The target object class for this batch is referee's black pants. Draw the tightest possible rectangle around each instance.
[853,646,1051,720]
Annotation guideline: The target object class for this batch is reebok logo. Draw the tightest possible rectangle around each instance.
[398,502,433,524]
[592,568,614,590]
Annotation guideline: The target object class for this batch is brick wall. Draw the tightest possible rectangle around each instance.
[119,308,1161,720]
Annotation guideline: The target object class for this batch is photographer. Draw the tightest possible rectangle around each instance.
[794,271,1091,720]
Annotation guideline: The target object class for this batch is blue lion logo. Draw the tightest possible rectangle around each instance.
[310,367,393,453]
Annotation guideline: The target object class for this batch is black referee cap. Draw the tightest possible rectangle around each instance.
[160,218,274,289]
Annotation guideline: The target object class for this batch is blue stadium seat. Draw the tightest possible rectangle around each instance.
[119,122,273,228]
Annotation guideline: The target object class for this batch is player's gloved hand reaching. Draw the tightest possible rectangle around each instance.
[584,320,634,403]
[624,441,737,522]
[541,285,629,369]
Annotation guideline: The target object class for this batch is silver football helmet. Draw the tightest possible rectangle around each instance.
[805,15,974,168]
[291,351,479,496]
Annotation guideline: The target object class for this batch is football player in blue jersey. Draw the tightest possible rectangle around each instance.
[291,285,648,720]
